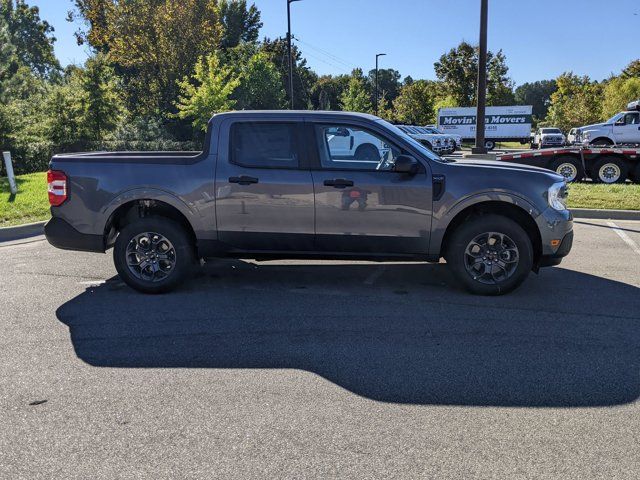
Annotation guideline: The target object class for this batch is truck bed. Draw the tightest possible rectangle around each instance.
[52,151,204,165]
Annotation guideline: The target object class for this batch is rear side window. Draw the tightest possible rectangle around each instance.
[230,122,299,168]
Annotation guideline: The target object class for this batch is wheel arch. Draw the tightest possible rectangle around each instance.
[589,136,614,145]
[436,200,543,268]
[104,198,198,251]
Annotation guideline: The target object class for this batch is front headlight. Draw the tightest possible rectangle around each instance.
[547,181,568,211]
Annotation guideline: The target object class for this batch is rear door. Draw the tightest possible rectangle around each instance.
[215,119,315,251]
[309,121,433,255]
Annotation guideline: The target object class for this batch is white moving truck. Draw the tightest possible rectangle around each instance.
[437,105,533,150]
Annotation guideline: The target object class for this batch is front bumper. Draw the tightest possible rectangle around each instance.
[45,216,105,253]
[535,207,574,268]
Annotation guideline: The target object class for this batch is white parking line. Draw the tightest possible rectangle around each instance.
[606,221,640,257]
[363,265,386,285]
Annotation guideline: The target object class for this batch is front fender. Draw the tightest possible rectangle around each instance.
[428,191,540,258]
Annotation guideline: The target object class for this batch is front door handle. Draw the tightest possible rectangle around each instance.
[229,175,259,185]
[324,178,354,189]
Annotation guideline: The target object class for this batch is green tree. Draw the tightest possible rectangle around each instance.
[434,41,514,107]
[393,80,437,125]
[622,59,640,79]
[43,75,85,148]
[514,80,557,123]
[80,54,122,141]
[340,68,371,113]
[0,0,59,76]
[260,36,317,109]
[545,72,603,131]
[70,0,224,117]
[367,68,401,111]
[218,0,262,49]
[175,54,240,131]
[310,74,349,110]
[602,76,640,119]
[234,51,286,109]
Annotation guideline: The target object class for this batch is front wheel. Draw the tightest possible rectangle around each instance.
[550,156,585,182]
[484,140,496,151]
[114,216,195,293]
[445,215,534,295]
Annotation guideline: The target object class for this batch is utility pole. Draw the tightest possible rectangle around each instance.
[472,0,489,154]
[375,53,386,116]
[287,0,302,110]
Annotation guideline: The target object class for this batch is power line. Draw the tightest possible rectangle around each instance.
[293,35,356,72]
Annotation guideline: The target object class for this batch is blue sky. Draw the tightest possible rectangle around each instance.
[37,0,640,86]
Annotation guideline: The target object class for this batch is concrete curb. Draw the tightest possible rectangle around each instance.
[571,209,640,220]
[0,220,46,242]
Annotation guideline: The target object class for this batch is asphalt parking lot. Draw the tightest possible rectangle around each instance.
[1,219,640,479]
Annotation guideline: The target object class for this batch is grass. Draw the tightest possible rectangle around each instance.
[567,183,640,211]
[0,172,50,227]
[1,172,639,228]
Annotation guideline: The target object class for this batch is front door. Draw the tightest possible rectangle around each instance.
[310,122,433,255]
[613,112,640,143]
[215,120,315,251]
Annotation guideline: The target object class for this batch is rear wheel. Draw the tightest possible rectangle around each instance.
[549,156,585,182]
[592,156,628,184]
[485,140,496,151]
[445,215,534,295]
[114,216,195,293]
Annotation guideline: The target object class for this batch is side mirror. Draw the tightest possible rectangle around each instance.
[335,127,350,137]
[615,120,625,126]
[394,155,418,174]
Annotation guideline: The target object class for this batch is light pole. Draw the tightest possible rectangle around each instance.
[472,0,489,154]
[375,53,386,116]
[287,0,302,110]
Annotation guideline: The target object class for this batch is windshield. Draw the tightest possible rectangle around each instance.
[606,112,624,124]
[541,128,561,134]
[377,119,444,162]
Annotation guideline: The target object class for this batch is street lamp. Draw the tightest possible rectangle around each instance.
[375,53,386,116]
[472,0,489,154]
[287,0,302,110]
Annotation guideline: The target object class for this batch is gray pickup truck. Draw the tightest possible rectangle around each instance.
[45,111,573,295]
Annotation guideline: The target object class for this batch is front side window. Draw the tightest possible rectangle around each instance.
[315,124,401,171]
[230,122,299,168]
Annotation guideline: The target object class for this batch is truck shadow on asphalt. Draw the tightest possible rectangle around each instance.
[56,260,640,407]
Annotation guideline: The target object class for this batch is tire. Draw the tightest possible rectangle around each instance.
[484,140,496,151]
[113,216,195,293]
[354,144,379,161]
[591,138,613,147]
[592,156,628,184]
[549,156,585,182]
[445,214,534,296]
[630,163,640,184]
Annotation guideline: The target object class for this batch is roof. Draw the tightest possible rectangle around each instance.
[210,110,381,122]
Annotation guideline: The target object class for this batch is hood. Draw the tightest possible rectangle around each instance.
[580,122,607,131]
[450,158,563,179]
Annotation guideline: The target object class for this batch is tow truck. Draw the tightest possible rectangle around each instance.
[497,145,640,183]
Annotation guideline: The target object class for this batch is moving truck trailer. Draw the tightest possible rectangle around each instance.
[437,106,533,150]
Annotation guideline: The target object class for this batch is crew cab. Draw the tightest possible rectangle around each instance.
[533,128,566,149]
[45,111,573,295]
[578,101,640,146]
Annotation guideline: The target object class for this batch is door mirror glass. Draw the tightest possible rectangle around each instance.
[393,155,418,174]
[327,127,350,137]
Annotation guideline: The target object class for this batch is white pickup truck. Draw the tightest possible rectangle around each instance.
[396,125,455,154]
[532,128,566,149]
[578,101,640,146]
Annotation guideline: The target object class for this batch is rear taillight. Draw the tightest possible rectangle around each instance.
[47,170,67,206]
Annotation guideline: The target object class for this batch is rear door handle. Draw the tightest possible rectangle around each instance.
[324,179,354,188]
[229,175,259,185]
